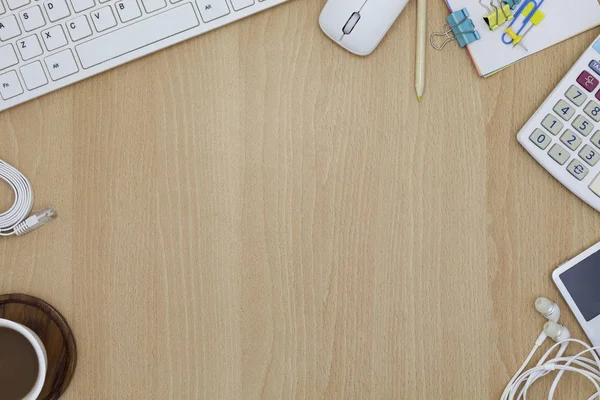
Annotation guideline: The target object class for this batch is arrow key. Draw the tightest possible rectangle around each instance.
[44,48,78,81]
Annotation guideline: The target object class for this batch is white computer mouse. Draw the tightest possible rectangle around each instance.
[319,0,409,56]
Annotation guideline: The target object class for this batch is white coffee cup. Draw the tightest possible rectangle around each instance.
[0,318,48,400]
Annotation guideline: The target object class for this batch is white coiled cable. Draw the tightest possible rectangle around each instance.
[0,159,56,236]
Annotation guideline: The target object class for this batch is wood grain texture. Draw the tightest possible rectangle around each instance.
[1,0,600,398]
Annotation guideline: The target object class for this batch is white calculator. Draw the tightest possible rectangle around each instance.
[517,35,600,212]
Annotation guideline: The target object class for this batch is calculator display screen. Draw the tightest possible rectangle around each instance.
[560,250,600,322]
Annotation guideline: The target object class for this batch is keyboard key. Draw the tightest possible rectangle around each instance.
[0,15,21,40]
[529,128,551,150]
[17,35,43,60]
[66,15,92,41]
[553,99,575,121]
[20,6,45,31]
[592,131,600,150]
[197,0,229,22]
[44,0,70,22]
[90,6,116,32]
[567,159,589,180]
[548,144,570,165]
[20,61,48,89]
[590,173,600,198]
[44,48,78,80]
[230,0,253,11]
[6,0,29,9]
[70,0,94,12]
[565,85,587,107]
[77,4,199,68]
[41,25,68,50]
[115,0,141,22]
[541,114,563,135]
[0,44,18,71]
[560,129,582,151]
[577,71,599,92]
[584,100,600,122]
[0,70,23,99]
[579,145,600,166]
[0,1,5,14]
[572,114,593,136]
[141,0,165,13]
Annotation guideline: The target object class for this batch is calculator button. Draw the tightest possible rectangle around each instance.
[565,85,587,106]
[553,99,575,121]
[560,129,582,151]
[579,145,600,166]
[548,144,570,165]
[590,173,600,198]
[590,60,600,76]
[577,71,599,92]
[572,114,593,136]
[584,100,600,122]
[530,129,552,150]
[591,131,600,150]
[567,159,589,180]
[541,114,563,135]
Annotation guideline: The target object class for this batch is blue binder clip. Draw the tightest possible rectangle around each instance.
[503,0,522,10]
[430,8,481,51]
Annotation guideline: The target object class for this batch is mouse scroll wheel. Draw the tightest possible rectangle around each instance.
[342,12,361,35]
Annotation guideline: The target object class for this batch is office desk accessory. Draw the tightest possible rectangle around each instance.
[0,159,56,236]
[0,294,77,400]
[430,8,480,51]
[501,0,545,51]
[503,0,522,10]
[517,34,600,213]
[444,0,600,76]
[0,0,290,112]
[480,1,513,31]
[415,0,425,101]
[318,0,408,56]
[553,241,600,352]
[501,297,600,399]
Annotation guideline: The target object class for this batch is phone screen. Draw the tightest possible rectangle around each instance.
[560,249,600,322]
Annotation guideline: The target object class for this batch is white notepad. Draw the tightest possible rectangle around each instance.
[444,0,600,77]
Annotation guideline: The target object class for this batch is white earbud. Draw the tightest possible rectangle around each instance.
[543,321,571,342]
[535,297,561,322]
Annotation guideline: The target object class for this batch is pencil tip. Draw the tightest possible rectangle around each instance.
[418,96,422,103]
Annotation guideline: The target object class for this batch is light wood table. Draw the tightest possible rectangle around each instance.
[1,1,600,398]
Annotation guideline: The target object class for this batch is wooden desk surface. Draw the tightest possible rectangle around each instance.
[1,1,600,398]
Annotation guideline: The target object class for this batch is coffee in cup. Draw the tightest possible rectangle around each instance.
[0,319,47,400]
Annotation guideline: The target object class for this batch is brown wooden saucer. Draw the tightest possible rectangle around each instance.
[0,294,77,400]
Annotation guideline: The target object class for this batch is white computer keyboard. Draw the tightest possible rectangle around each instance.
[0,0,289,112]
[517,34,600,213]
